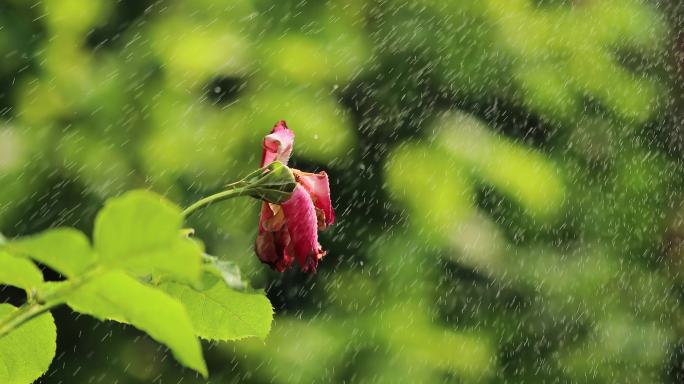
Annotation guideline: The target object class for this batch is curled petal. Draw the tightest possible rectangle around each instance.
[295,170,335,228]
[256,203,293,271]
[282,184,324,272]
[255,230,294,272]
[261,120,295,167]
[259,203,286,232]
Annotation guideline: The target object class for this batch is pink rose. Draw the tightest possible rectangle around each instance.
[255,121,335,272]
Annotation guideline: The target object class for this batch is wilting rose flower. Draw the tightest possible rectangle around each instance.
[255,121,335,272]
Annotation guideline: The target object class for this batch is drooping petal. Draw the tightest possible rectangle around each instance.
[259,202,286,232]
[281,184,324,272]
[255,230,294,272]
[255,202,294,271]
[261,120,295,167]
[295,170,335,227]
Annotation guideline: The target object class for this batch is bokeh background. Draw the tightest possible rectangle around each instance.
[2,0,684,382]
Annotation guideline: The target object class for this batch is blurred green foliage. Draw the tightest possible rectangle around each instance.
[1,0,683,382]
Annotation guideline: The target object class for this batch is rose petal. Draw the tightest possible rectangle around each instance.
[281,184,324,271]
[261,120,295,167]
[256,203,294,271]
[255,230,294,272]
[295,170,335,227]
[259,203,286,232]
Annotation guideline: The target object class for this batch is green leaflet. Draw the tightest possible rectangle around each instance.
[93,190,202,282]
[64,271,207,376]
[0,251,43,290]
[203,255,246,291]
[0,304,56,384]
[160,271,273,341]
[8,228,96,278]
[0,188,274,379]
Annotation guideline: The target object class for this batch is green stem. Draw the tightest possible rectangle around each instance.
[182,188,249,218]
[0,302,52,338]
[0,267,104,339]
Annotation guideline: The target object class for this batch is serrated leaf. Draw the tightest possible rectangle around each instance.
[0,251,43,290]
[64,271,207,376]
[0,304,56,384]
[160,272,273,341]
[8,228,96,277]
[93,190,202,282]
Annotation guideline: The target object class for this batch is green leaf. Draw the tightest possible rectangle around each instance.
[0,304,56,384]
[204,255,246,290]
[93,190,202,282]
[8,228,96,277]
[160,271,273,341]
[64,271,207,376]
[0,251,43,290]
